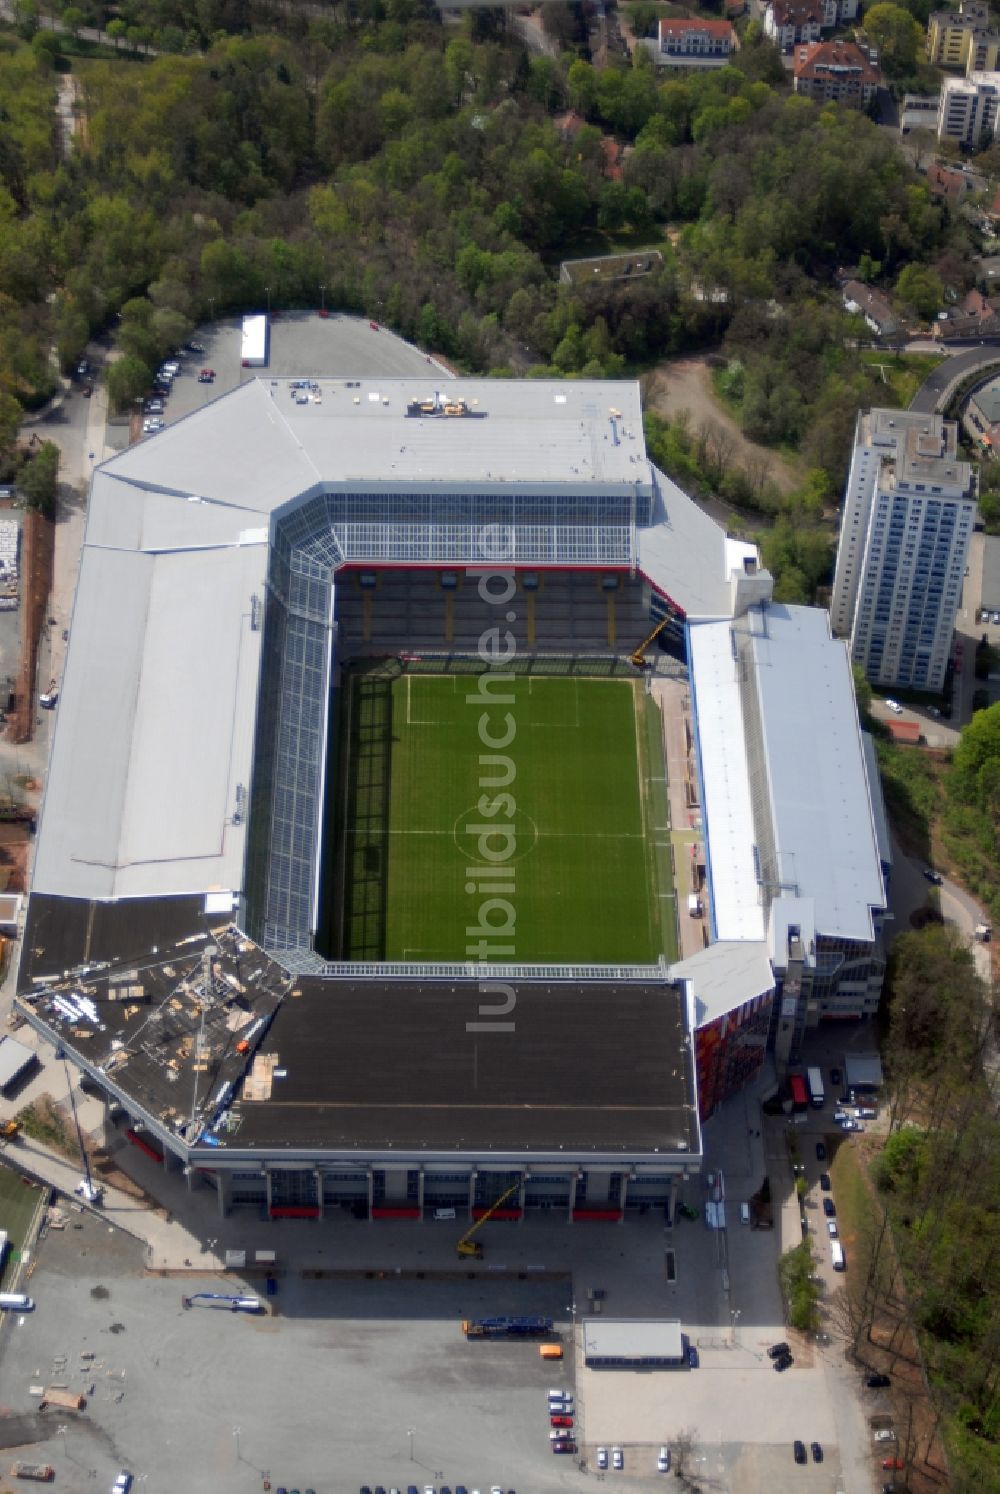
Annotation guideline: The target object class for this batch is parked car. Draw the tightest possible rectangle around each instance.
[82,383,93,397]
[793,1440,807,1464]
[657,1446,671,1472]
[142,418,164,434]
[550,1415,573,1428]
[884,698,903,713]
[840,1117,862,1132]
[112,1475,132,1494]
[185,341,206,354]
[198,368,216,382]
[816,1141,826,1160]
[883,1458,905,1470]
[549,1429,573,1441]
[76,359,90,377]
[687,1344,699,1368]
[811,1442,823,1463]
[612,1448,624,1471]
[874,1428,897,1443]
[823,1198,836,1217]
[866,1373,892,1388]
[552,1442,576,1454]
[923,868,943,884]
[768,1342,790,1360]
[596,1447,608,1469]
[827,1219,839,1238]
[145,398,164,413]
[855,1105,877,1119]
[820,1172,832,1191]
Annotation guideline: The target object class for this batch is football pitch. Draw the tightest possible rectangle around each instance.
[333,671,674,964]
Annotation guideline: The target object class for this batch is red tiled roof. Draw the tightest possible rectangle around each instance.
[659,18,736,37]
[793,38,881,83]
[770,0,824,25]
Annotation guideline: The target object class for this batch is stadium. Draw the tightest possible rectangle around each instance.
[16,369,889,1225]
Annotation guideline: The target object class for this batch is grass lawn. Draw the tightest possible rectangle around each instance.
[829,1137,878,1271]
[336,673,666,964]
[860,351,945,409]
[0,1163,45,1289]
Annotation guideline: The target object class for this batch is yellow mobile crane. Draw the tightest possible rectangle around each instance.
[456,1181,521,1259]
[630,617,669,669]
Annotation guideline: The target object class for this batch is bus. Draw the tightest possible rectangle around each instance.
[789,1074,808,1112]
[807,1067,825,1109]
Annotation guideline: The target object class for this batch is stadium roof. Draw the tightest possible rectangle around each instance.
[687,619,764,942]
[638,470,757,622]
[32,377,759,914]
[32,539,266,901]
[672,940,774,1026]
[103,377,649,497]
[17,917,701,1161]
[744,604,886,943]
[229,976,700,1157]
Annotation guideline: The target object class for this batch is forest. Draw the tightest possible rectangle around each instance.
[0,0,971,523]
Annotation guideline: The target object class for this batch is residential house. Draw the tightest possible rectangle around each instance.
[842,280,901,339]
[793,39,881,109]
[764,0,859,51]
[934,287,1000,338]
[657,18,738,69]
[925,160,973,202]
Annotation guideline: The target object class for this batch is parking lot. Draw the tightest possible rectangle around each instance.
[108,310,444,457]
[0,1060,879,1493]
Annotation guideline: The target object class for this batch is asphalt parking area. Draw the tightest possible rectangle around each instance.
[0,1212,610,1492]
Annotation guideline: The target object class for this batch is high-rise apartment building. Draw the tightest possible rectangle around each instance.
[938,70,1000,144]
[831,410,977,692]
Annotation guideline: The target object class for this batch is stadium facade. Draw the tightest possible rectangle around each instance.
[16,376,889,1223]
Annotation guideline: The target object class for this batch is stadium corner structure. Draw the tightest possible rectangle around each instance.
[15,377,890,1224]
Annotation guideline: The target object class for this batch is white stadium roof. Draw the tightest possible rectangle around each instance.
[31,374,791,938]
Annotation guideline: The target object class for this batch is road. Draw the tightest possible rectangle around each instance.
[907,338,1000,413]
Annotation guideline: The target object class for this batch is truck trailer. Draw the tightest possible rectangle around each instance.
[807,1067,825,1108]
[462,1315,554,1338]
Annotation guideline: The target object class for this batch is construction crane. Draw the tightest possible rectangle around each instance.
[630,617,670,669]
[456,1181,520,1259]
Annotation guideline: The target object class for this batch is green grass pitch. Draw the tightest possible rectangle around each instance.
[337,672,669,964]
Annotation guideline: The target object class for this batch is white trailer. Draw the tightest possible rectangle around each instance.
[241,314,268,368]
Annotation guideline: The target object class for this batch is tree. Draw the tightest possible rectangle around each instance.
[18,440,58,515]
[895,262,943,318]
[864,4,925,76]
[0,392,21,461]
[106,355,151,413]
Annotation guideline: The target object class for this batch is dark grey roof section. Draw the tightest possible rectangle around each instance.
[17,924,292,1146]
[227,976,698,1157]
[0,1035,37,1092]
[17,917,699,1161]
[19,893,211,986]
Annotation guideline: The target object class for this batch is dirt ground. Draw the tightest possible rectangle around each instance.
[646,356,804,497]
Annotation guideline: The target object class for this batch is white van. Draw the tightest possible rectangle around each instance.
[739,1202,750,1225]
[0,1292,34,1311]
[831,1241,845,1272]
